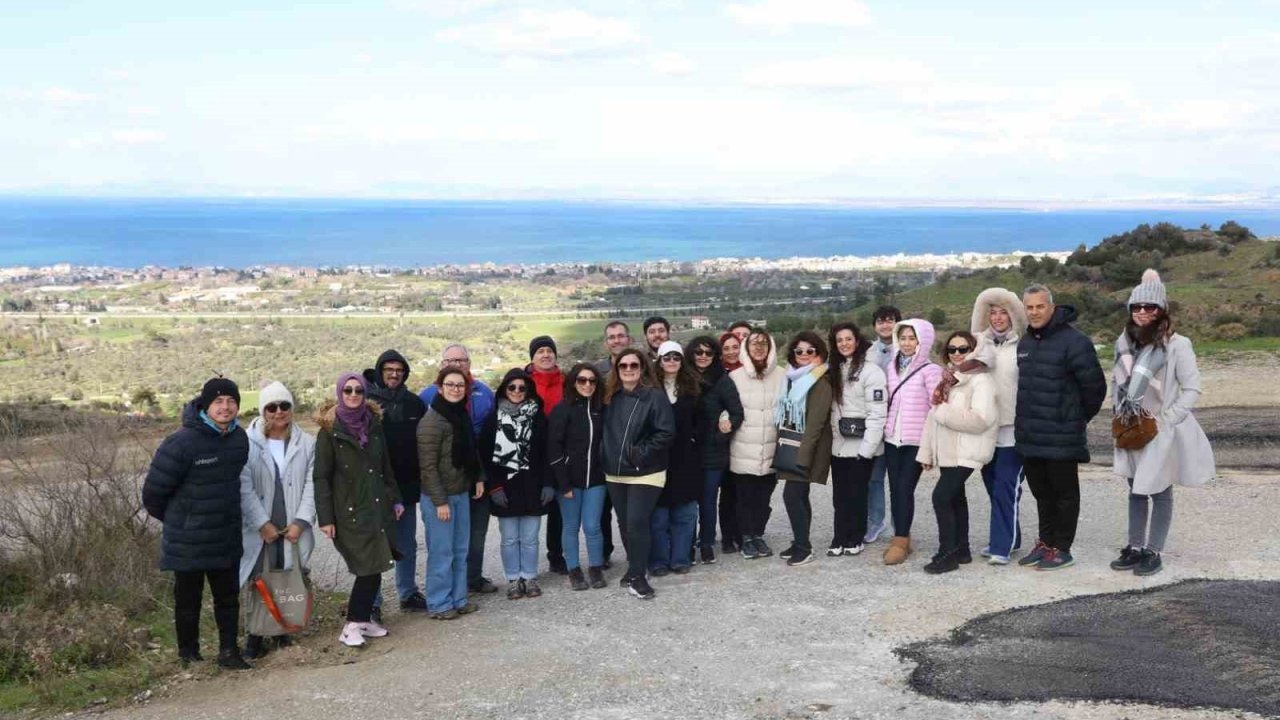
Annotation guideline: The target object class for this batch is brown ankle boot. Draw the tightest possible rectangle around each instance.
[883,536,912,565]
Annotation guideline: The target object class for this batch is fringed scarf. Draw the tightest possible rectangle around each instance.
[1114,332,1167,421]
[774,363,828,433]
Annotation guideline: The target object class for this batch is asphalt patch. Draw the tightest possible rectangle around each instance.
[898,579,1280,717]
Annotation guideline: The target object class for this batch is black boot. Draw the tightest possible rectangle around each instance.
[217,647,252,670]
[243,634,267,660]
[924,549,960,574]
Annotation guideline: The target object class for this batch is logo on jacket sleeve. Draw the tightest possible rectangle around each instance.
[872,390,884,402]
[193,456,219,466]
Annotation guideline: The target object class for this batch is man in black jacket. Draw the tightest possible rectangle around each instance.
[363,350,428,617]
[1014,285,1106,571]
[142,377,251,670]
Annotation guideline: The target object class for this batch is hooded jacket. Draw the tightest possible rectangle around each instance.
[729,335,785,476]
[696,364,745,470]
[143,399,250,572]
[970,288,1028,430]
[237,416,316,587]
[363,350,426,505]
[916,348,999,470]
[479,369,552,517]
[313,401,402,577]
[1014,305,1107,461]
[547,394,606,492]
[884,319,944,447]
[601,384,675,478]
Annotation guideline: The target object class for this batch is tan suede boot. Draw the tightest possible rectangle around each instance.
[883,536,912,565]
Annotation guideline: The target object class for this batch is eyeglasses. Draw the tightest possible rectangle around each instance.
[342,386,365,396]
[575,376,598,385]
[748,339,770,347]
[382,367,406,376]
[617,362,641,371]
[693,349,714,357]
[263,402,292,413]
[1130,304,1161,314]
[660,353,682,363]
[506,383,528,393]
[442,356,469,365]
[946,345,972,355]
[442,381,467,390]
[793,347,818,356]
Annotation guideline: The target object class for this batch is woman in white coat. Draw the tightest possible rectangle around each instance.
[728,329,784,560]
[917,331,998,574]
[238,381,316,658]
[826,322,887,557]
[1110,270,1214,577]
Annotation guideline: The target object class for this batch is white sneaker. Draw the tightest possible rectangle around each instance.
[988,555,1011,566]
[359,621,389,638]
[845,543,865,556]
[980,546,992,558]
[826,546,844,557]
[339,622,366,647]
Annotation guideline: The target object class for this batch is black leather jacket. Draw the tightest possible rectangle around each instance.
[601,385,675,477]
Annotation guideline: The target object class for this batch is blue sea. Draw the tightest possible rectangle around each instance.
[1,198,1278,268]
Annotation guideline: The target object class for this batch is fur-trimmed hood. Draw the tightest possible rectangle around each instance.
[971,287,1028,339]
[314,399,383,432]
[737,332,778,379]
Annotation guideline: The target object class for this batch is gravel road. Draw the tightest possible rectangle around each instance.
[97,465,1280,720]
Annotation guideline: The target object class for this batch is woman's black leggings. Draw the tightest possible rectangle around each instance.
[730,472,777,538]
[347,574,383,622]
[884,443,924,537]
[607,482,663,579]
[932,466,974,555]
[830,456,874,548]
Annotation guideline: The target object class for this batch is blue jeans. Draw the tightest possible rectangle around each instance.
[650,502,698,570]
[498,516,541,580]
[697,469,724,548]
[866,453,888,538]
[373,505,421,609]
[558,485,607,570]
[422,492,470,613]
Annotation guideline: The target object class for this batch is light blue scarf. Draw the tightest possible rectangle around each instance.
[774,364,827,433]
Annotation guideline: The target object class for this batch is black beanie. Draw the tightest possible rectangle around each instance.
[528,335,558,360]
[200,377,240,408]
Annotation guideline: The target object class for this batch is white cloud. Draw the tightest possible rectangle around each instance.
[65,129,166,150]
[42,87,97,106]
[649,52,695,76]
[743,56,933,89]
[436,8,642,59]
[726,0,870,31]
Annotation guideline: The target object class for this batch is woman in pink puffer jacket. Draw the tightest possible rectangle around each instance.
[881,319,943,565]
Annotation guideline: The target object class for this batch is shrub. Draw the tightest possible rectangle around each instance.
[1212,322,1250,341]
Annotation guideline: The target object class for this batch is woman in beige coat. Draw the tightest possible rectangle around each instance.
[1110,270,1215,577]
[917,331,998,574]
[728,329,784,560]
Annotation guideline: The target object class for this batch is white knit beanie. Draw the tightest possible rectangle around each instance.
[1127,269,1167,309]
[258,380,295,414]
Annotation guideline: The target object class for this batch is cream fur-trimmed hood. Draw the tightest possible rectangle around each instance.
[971,287,1028,339]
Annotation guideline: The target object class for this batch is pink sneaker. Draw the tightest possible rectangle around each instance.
[339,622,366,647]
[359,621,389,638]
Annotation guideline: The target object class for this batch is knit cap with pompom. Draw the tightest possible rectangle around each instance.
[1127,268,1167,309]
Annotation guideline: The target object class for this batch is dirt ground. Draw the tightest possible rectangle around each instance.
[89,463,1280,720]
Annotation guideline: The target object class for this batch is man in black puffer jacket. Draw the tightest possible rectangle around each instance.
[362,349,428,617]
[142,377,251,669]
[1014,285,1106,571]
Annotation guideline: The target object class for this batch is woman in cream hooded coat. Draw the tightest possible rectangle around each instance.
[1109,270,1215,577]
[970,288,1028,565]
[728,329,784,560]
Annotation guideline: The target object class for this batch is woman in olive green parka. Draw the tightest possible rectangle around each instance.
[314,372,403,647]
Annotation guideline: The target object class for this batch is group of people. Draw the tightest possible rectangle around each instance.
[140,269,1215,667]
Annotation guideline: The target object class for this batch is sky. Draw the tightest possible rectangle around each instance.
[2,0,1279,204]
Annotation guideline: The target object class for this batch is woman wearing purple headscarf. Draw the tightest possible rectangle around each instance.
[315,373,405,648]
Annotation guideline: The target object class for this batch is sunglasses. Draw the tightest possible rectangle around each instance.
[617,362,641,371]
[793,347,818,356]
[1130,304,1161,314]
[692,349,714,357]
[342,386,365,395]
[575,376,598,385]
[946,345,972,355]
[263,401,292,413]
[660,353,682,362]
[506,383,528,393]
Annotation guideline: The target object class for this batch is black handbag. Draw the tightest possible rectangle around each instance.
[772,427,807,476]
[838,416,866,439]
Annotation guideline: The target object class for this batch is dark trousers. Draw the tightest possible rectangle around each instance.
[173,567,239,654]
[545,498,564,565]
[607,482,663,579]
[1023,457,1081,552]
[932,466,973,555]
[830,455,873,548]
[731,471,777,538]
[467,495,491,586]
[885,443,924,537]
[602,491,616,560]
[719,472,741,543]
[782,481,812,552]
[347,573,382,623]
